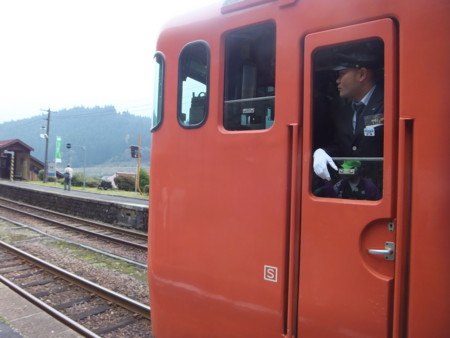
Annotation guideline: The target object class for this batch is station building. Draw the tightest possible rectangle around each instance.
[0,139,44,181]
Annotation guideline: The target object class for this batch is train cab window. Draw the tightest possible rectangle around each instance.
[311,39,384,201]
[178,41,210,128]
[151,53,164,131]
[223,22,276,130]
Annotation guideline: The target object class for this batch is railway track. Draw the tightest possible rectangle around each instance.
[0,197,147,265]
[0,240,151,337]
[0,196,147,247]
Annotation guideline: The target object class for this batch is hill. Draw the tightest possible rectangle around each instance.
[0,106,151,171]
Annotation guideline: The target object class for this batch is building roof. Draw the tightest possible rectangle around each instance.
[0,139,34,152]
[30,155,44,166]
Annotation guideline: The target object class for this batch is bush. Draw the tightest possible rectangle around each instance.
[65,174,100,188]
[114,175,135,191]
[139,169,149,193]
[86,176,101,188]
[71,173,85,187]
[38,169,44,181]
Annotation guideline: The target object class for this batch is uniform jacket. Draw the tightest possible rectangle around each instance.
[334,177,381,200]
[325,85,384,158]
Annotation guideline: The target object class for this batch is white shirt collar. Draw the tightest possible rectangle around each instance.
[359,85,376,106]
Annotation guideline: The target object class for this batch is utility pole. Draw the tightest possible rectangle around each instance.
[66,143,87,189]
[137,135,142,195]
[41,108,51,183]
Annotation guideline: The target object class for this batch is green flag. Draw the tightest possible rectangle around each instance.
[55,136,62,163]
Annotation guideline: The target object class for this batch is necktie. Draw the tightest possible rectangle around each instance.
[352,102,365,134]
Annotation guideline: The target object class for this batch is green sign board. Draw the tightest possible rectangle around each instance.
[55,136,62,163]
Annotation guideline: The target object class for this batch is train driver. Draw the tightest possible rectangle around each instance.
[313,41,384,184]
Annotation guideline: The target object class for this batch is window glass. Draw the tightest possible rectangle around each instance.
[178,42,210,127]
[151,53,164,131]
[311,39,384,201]
[224,22,276,130]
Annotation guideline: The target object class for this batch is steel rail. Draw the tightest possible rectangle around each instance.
[0,274,101,338]
[0,214,147,268]
[0,240,151,319]
[0,203,147,250]
[0,196,148,240]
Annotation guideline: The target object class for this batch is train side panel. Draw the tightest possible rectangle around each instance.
[149,0,450,336]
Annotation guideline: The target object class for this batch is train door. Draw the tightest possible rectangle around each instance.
[298,19,398,336]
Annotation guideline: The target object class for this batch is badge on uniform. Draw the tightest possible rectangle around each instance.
[364,126,375,136]
[363,113,383,136]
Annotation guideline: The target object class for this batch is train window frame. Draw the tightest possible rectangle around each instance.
[177,41,210,129]
[311,38,385,201]
[151,52,165,131]
[223,21,276,131]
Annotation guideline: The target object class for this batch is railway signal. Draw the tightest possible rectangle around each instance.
[130,145,139,158]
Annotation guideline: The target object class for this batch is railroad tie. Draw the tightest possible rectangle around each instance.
[70,304,110,321]
[33,286,69,298]
[54,295,93,310]
[93,316,138,335]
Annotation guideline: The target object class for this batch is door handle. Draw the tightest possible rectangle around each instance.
[368,242,395,261]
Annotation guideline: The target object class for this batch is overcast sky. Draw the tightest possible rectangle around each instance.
[0,0,218,123]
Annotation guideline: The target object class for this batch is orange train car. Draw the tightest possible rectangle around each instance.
[148,0,450,336]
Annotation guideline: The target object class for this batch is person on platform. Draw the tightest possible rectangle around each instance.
[63,164,73,191]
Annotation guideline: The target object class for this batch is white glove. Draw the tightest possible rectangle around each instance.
[313,148,338,181]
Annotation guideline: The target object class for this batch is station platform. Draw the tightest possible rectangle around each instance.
[0,281,81,337]
[0,180,149,231]
[0,180,148,207]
